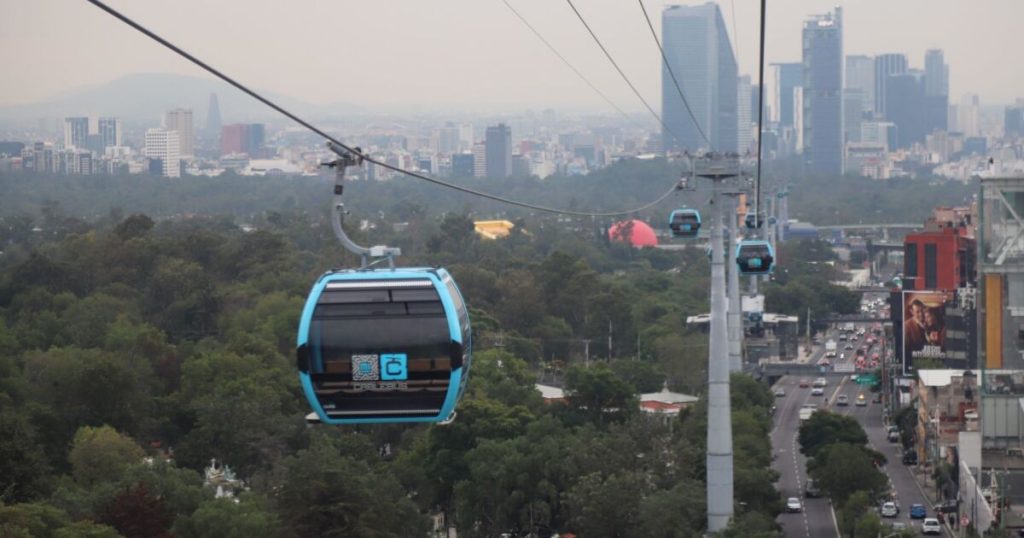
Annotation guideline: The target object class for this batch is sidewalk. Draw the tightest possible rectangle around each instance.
[909,464,958,537]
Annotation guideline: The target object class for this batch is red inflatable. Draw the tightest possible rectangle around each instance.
[608,219,658,248]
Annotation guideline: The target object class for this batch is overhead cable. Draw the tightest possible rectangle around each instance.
[85,0,680,217]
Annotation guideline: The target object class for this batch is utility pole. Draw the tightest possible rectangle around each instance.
[727,194,743,372]
[696,154,737,533]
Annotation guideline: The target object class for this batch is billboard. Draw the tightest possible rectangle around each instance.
[902,290,954,374]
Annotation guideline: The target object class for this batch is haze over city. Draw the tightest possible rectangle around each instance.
[2,0,1023,113]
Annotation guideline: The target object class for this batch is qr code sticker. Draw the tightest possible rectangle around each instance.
[351,354,379,381]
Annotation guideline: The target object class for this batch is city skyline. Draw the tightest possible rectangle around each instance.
[1,0,1022,116]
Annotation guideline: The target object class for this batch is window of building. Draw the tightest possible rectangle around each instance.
[924,243,937,289]
[904,243,918,282]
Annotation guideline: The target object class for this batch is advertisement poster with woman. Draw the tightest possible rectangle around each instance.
[902,290,953,374]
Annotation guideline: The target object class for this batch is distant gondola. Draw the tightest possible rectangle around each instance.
[744,212,764,230]
[296,267,471,424]
[736,240,775,275]
[669,209,701,238]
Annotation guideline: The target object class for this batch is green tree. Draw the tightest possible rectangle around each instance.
[565,471,645,538]
[276,440,429,538]
[99,482,174,538]
[809,444,888,506]
[798,411,869,459]
[68,425,145,488]
[173,495,281,538]
[0,409,52,502]
[564,363,638,424]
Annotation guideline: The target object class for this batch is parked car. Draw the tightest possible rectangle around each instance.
[902,450,918,465]
[836,394,849,406]
[880,501,899,517]
[922,517,942,535]
[786,497,802,513]
[887,426,900,442]
[910,503,927,518]
[935,499,958,514]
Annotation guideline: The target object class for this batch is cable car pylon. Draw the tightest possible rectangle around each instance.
[692,153,738,532]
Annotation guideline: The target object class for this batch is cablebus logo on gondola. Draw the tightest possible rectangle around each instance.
[351,354,408,391]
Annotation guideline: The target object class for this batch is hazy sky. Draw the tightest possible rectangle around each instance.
[2,0,1022,114]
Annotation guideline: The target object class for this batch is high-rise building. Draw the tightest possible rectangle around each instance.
[874,53,908,116]
[484,123,511,179]
[771,63,801,128]
[472,143,486,178]
[843,89,865,144]
[661,3,737,153]
[959,94,981,138]
[862,120,898,152]
[924,49,949,135]
[206,93,222,138]
[886,70,927,148]
[845,55,874,113]
[144,128,181,178]
[1006,102,1024,139]
[801,7,843,175]
[164,108,195,158]
[97,117,122,149]
[221,124,247,155]
[247,123,265,157]
[451,153,475,178]
[737,75,752,154]
[63,117,89,150]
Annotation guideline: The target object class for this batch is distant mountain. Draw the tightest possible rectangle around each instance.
[0,72,362,123]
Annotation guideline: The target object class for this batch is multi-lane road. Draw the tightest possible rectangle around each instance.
[771,323,942,536]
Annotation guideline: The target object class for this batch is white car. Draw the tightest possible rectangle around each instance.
[880,501,898,517]
[786,497,802,513]
[811,387,824,396]
[921,517,942,534]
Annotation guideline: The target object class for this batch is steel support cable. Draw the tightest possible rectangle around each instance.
[501,0,646,132]
[636,0,711,149]
[563,0,682,144]
[754,0,767,227]
[85,0,680,217]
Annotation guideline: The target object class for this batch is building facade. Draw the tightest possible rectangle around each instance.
[661,2,737,153]
[873,53,908,117]
[63,117,89,150]
[144,128,181,178]
[801,7,844,175]
[484,123,511,179]
[165,108,195,158]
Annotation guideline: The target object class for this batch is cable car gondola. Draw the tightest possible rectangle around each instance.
[296,267,471,425]
[744,212,765,230]
[669,209,701,238]
[735,240,775,275]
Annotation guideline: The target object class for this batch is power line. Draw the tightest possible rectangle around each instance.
[85,0,680,218]
[501,0,645,131]
[636,0,711,149]
[563,0,681,143]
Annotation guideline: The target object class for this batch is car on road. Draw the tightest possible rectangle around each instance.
[804,479,821,498]
[910,503,927,519]
[922,517,942,534]
[902,450,918,465]
[880,501,899,517]
[856,393,868,406]
[798,378,810,388]
[817,357,831,367]
[887,521,908,533]
[811,387,824,396]
[774,387,786,397]
[786,497,802,513]
[813,377,828,387]
[872,392,882,403]
[837,394,849,406]
[844,343,854,350]
[887,426,900,442]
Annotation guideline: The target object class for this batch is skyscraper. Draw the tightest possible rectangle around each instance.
[845,55,874,112]
[164,108,195,158]
[205,93,222,139]
[97,117,122,150]
[144,128,181,178]
[873,53,907,116]
[801,7,843,175]
[771,63,801,128]
[484,123,511,179]
[737,75,752,154]
[63,117,89,150]
[923,49,949,134]
[661,3,737,153]
[885,70,927,148]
